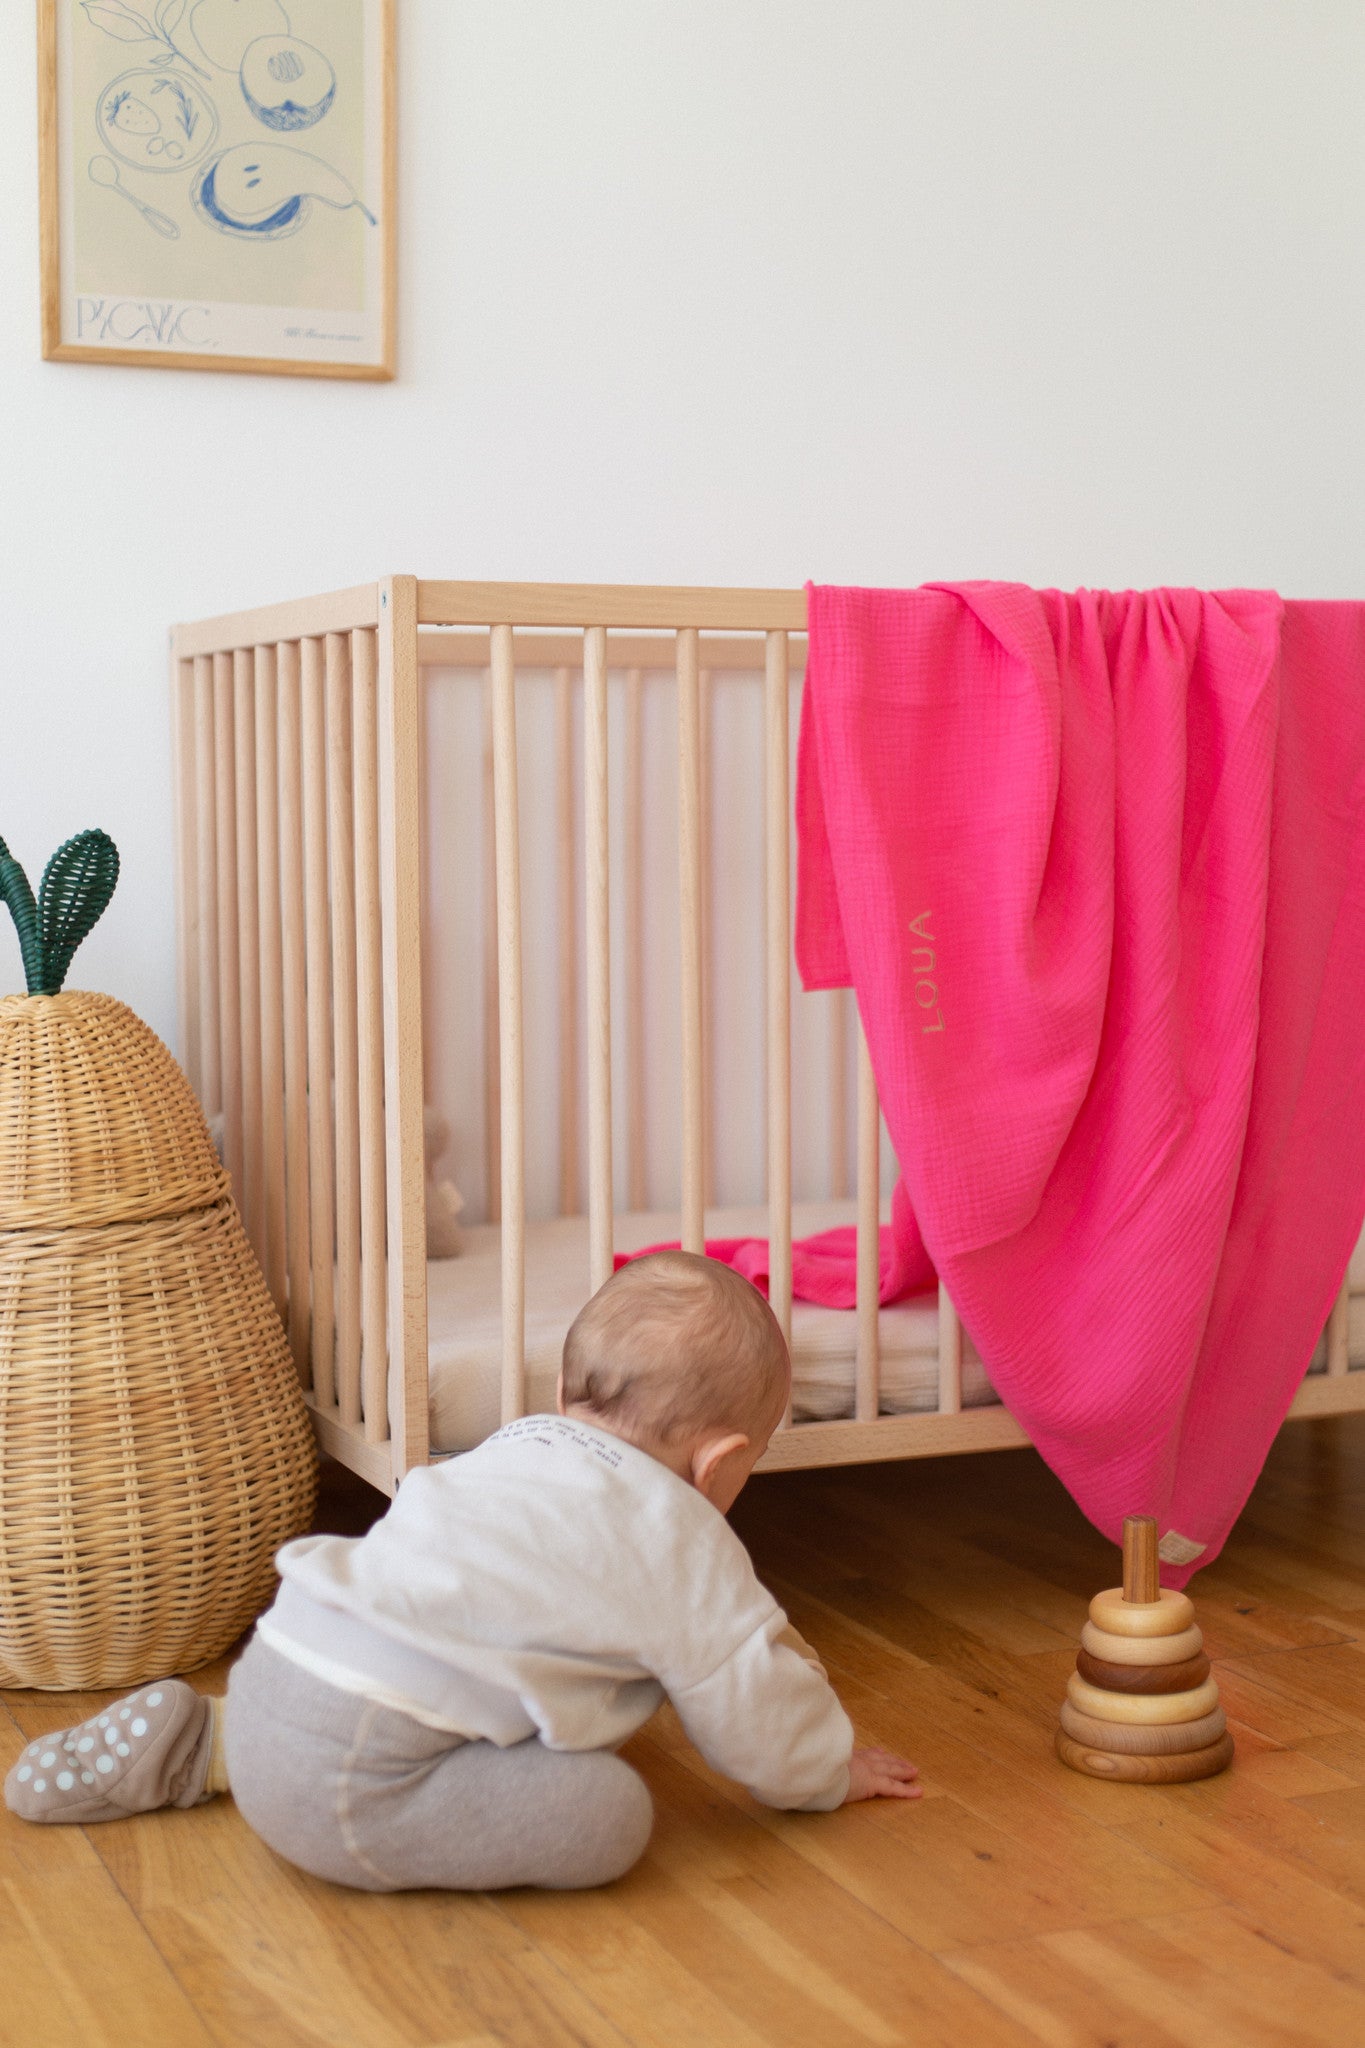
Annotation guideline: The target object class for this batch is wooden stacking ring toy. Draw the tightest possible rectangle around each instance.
[1056,1730,1235,1784]
[1088,1586,1195,1636]
[1075,1649,1211,1695]
[1080,1620,1204,1665]
[1055,1516,1232,1783]
[1060,1700,1227,1755]
[1067,1671,1220,1724]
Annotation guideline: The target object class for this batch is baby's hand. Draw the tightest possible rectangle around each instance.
[844,1746,921,1803]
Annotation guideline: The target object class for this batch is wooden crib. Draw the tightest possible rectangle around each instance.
[170,579,1365,1495]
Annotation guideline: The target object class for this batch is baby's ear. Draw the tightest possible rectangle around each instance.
[555,1371,567,1416]
[691,1431,750,1498]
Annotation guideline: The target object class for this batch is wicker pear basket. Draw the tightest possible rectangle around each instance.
[0,982,317,1688]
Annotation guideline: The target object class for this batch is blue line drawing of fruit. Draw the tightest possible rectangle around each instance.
[189,0,288,72]
[240,35,335,130]
[95,66,219,172]
[78,1,213,82]
[191,142,375,239]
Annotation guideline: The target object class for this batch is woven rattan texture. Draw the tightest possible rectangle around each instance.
[0,1201,317,1686]
[0,993,228,1229]
[0,993,317,1688]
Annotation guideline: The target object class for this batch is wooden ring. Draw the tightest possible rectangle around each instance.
[1075,1649,1211,1695]
[1056,1727,1234,1783]
[1088,1587,1195,1637]
[1067,1673,1220,1725]
[1060,1701,1227,1754]
[1080,1620,1203,1666]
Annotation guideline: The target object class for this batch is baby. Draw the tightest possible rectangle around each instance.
[5,1251,919,1890]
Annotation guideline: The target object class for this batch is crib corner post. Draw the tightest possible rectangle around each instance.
[377,575,431,1483]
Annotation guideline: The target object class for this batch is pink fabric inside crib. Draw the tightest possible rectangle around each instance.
[793,581,1365,1581]
[614,1180,934,1308]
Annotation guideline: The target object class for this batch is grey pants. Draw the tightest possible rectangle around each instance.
[226,1638,653,1892]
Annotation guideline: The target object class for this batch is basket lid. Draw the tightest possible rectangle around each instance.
[0,992,228,1229]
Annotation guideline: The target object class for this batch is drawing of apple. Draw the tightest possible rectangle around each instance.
[240,36,335,130]
[190,0,289,72]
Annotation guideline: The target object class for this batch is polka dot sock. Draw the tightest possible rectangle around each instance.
[4,1681,220,1825]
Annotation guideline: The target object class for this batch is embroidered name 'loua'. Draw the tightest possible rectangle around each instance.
[909,911,944,1033]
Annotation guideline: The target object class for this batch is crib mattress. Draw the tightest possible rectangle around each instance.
[426,1200,997,1454]
[426,1205,1365,1456]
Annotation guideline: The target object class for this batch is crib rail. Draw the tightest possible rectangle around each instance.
[171,579,1365,1493]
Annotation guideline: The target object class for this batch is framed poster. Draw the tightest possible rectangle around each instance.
[38,0,394,379]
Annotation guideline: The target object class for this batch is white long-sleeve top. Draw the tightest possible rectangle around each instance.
[259,1414,854,1811]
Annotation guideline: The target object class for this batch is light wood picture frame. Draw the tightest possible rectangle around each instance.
[39,0,395,379]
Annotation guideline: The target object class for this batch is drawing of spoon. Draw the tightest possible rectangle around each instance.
[88,156,181,239]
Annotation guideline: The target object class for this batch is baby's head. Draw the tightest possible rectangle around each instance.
[558,1251,791,1510]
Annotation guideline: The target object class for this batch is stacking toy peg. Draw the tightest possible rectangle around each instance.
[1055,1515,1233,1784]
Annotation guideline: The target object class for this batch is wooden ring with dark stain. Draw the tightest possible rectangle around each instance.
[1075,1648,1211,1695]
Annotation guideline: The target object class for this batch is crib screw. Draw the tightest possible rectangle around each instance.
[1054,1515,1233,1783]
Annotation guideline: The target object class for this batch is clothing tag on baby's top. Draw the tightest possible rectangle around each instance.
[1158,1530,1206,1566]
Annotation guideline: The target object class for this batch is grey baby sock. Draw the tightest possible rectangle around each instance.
[4,1680,217,1824]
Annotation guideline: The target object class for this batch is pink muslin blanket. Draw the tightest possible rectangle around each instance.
[796,583,1365,1582]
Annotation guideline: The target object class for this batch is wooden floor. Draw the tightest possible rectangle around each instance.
[5,1418,1365,2048]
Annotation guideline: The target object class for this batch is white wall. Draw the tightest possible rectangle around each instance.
[4,1,1365,1051]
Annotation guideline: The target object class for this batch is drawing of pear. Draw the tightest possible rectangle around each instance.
[192,142,375,238]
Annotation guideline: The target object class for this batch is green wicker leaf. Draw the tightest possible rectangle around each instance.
[0,836,46,996]
[37,830,121,994]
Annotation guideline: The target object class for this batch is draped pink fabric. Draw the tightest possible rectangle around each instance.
[796,583,1365,1582]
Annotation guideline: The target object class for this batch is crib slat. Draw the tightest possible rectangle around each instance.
[327,633,363,1428]
[301,636,336,1409]
[277,641,312,1383]
[192,655,221,1118]
[234,650,264,1258]
[829,989,849,1200]
[625,667,647,1211]
[700,667,716,1207]
[254,644,287,1317]
[1327,1281,1351,1378]
[213,652,242,1201]
[584,627,614,1293]
[765,632,793,1371]
[492,623,527,1420]
[855,1022,880,1424]
[556,666,581,1217]
[482,680,501,1224]
[352,628,389,1443]
[677,627,705,1254]
[172,657,201,1098]
[375,577,430,1479]
[938,1282,963,1415]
